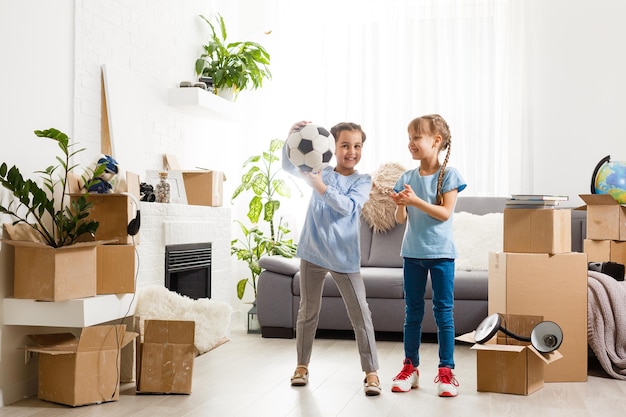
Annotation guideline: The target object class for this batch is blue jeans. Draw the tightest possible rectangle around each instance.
[403,257,455,369]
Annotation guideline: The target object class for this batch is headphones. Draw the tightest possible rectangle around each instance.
[122,192,141,236]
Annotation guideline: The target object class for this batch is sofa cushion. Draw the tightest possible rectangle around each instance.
[292,267,405,299]
[258,255,300,276]
[361,221,405,268]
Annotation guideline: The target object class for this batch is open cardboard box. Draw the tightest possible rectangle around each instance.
[488,251,587,382]
[457,314,562,395]
[136,319,196,394]
[3,238,100,301]
[179,170,226,207]
[163,154,226,207]
[578,194,626,241]
[26,324,137,407]
[68,171,141,244]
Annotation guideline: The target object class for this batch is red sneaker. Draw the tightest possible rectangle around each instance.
[391,359,419,392]
[434,367,459,397]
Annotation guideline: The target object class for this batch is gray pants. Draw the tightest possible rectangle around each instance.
[296,259,379,372]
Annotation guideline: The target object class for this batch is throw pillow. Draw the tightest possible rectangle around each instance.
[453,211,503,271]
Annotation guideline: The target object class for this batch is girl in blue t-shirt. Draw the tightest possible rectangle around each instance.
[389,114,466,397]
[284,121,381,396]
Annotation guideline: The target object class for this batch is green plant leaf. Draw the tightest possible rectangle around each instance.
[272,179,291,198]
[236,278,248,300]
[248,195,263,223]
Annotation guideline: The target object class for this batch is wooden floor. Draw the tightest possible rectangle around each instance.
[3,318,626,417]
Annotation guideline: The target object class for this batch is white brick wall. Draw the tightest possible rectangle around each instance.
[136,202,232,302]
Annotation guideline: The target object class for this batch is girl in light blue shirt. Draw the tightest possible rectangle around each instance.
[390,114,466,397]
[284,121,381,396]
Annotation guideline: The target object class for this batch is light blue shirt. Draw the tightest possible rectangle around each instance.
[393,167,466,259]
[283,146,371,273]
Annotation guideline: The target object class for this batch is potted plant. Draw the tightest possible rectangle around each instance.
[0,128,105,247]
[195,14,271,101]
[231,138,299,301]
[0,128,106,301]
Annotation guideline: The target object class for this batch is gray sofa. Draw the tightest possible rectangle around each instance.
[256,197,586,339]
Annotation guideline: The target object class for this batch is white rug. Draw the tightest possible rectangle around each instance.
[135,285,233,355]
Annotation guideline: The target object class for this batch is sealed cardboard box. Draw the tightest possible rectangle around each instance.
[503,208,571,254]
[579,194,626,241]
[26,325,137,407]
[4,240,98,301]
[469,314,562,395]
[97,244,136,294]
[584,239,626,264]
[488,251,588,382]
[181,170,225,207]
[72,193,139,245]
[136,320,196,394]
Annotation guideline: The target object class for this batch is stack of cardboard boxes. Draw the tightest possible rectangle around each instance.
[484,205,588,393]
[11,192,140,406]
[581,194,626,265]
[79,193,138,296]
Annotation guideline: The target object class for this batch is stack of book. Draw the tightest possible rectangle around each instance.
[506,194,569,208]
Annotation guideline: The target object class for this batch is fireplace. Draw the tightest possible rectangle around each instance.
[165,242,212,299]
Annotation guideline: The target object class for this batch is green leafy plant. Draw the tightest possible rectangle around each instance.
[0,128,105,248]
[195,14,271,99]
[231,138,299,300]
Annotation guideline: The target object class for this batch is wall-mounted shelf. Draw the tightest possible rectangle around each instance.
[167,87,234,118]
[3,294,135,327]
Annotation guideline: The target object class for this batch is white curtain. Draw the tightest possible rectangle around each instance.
[238,0,526,238]
[248,0,526,198]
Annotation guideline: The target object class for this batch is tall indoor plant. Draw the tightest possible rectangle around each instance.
[195,14,271,101]
[0,128,105,248]
[231,138,299,300]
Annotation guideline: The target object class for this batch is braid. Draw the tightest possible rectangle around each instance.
[429,114,451,206]
[436,141,451,205]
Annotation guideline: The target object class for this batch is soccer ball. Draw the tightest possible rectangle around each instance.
[286,124,335,173]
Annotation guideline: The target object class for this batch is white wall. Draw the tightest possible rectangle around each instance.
[525,0,626,206]
[0,0,76,406]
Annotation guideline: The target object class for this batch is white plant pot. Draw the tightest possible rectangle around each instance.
[217,87,238,101]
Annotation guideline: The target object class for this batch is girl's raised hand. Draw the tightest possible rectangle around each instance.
[289,120,311,135]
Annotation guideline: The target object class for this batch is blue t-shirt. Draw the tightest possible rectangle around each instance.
[393,167,466,259]
[283,145,371,273]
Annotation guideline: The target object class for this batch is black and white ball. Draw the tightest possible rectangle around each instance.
[286,124,335,173]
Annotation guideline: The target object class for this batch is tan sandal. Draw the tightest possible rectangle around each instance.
[291,365,309,386]
[364,373,381,396]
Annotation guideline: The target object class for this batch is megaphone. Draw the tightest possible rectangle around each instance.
[474,313,563,353]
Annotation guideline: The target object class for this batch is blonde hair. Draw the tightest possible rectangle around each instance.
[408,114,451,205]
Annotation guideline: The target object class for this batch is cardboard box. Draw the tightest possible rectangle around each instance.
[469,314,562,395]
[579,194,626,241]
[136,320,196,394]
[488,251,588,382]
[97,244,136,294]
[4,240,98,301]
[503,208,571,254]
[181,170,225,207]
[584,239,626,264]
[72,193,139,244]
[26,325,137,407]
